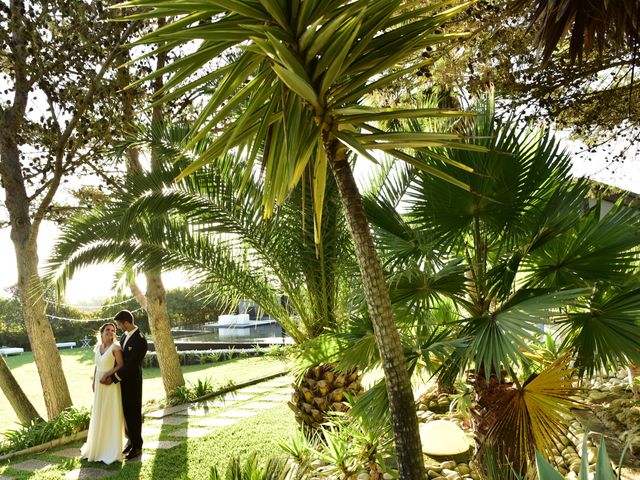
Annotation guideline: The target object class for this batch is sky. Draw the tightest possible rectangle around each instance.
[0,219,187,306]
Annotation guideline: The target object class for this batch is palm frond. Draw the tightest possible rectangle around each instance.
[115,0,478,245]
[485,354,582,472]
[558,286,640,377]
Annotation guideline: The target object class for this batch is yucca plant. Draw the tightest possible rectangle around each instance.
[113,1,486,477]
[210,454,304,480]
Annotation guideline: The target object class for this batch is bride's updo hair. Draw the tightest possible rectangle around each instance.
[96,322,117,344]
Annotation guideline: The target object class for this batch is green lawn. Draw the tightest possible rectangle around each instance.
[0,349,289,433]
[0,389,298,479]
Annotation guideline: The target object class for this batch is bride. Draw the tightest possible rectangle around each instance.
[80,322,125,464]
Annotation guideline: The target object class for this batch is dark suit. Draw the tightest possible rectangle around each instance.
[112,328,148,451]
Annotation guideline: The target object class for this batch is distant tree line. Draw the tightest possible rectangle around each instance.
[0,286,227,349]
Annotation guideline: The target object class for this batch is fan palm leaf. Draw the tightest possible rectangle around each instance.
[333,95,640,470]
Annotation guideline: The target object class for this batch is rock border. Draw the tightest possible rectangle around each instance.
[0,430,88,463]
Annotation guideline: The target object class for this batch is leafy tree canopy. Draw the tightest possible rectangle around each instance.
[420,1,639,167]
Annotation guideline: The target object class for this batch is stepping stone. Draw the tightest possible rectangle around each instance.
[126,452,154,463]
[148,416,188,426]
[176,407,211,417]
[261,394,290,402]
[53,447,81,458]
[142,426,161,436]
[241,386,272,393]
[419,420,470,456]
[273,385,292,392]
[200,400,232,408]
[218,409,257,418]
[144,440,182,450]
[171,428,209,438]
[225,393,253,401]
[145,404,188,418]
[197,417,239,427]
[65,467,112,479]
[242,401,278,410]
[262,378,291,387]
[10,460,56,471]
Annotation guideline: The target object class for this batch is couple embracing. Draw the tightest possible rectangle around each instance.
[80,310,148,464]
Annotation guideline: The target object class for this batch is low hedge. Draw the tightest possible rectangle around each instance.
[142,345,287,368]
[142,348,264,369]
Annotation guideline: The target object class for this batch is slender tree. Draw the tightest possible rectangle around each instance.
[0,0,138,418]
[120,22,186,396]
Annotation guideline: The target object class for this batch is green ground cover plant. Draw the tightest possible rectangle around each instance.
[0,407,90,455]
[0,350,288,433]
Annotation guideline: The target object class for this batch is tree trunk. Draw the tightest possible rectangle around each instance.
[145,270,184,395]
[129,278,147,308]
[1,130,73,420]
[325,137,425,480]
[629,363,640,399]
[0,355,42,424]
[14,240,73,418]
[139,25,185,398]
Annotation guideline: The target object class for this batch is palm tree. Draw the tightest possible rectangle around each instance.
[115,2,482,476]
[127,139,364,431]
[47,123,190,397]
[327,99,640,471]
[49,121,362,427]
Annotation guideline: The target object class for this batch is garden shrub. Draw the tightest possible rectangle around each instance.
[141,347,265,369]
[0,407,90,455]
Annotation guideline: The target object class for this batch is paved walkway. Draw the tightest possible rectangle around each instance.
[0,375,292,479]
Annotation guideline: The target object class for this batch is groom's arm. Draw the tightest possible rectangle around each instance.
[112,336,148,384]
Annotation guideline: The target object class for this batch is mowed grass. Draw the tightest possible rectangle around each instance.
[0,396,298,479]
[0,349,289,433]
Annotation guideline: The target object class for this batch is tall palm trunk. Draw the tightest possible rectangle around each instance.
[324,135,425,480]
[145,270,184,395]
[142,24,184,396]
[119,30,184,397]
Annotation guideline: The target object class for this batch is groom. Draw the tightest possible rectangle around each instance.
[107,310,148,460]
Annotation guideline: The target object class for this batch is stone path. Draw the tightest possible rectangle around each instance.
[0,374,292,480]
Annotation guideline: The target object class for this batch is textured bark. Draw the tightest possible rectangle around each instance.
[129,279,147,308]
[14,240,73,418]
[629,363,640,399]
[0,355,42,424]
[140,26,185,397]
[325,136,425,480]
[145,270,185,396]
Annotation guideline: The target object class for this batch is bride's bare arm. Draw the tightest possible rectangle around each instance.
[101,346,124,381]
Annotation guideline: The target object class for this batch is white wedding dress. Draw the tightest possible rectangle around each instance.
[80,342,125,464]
